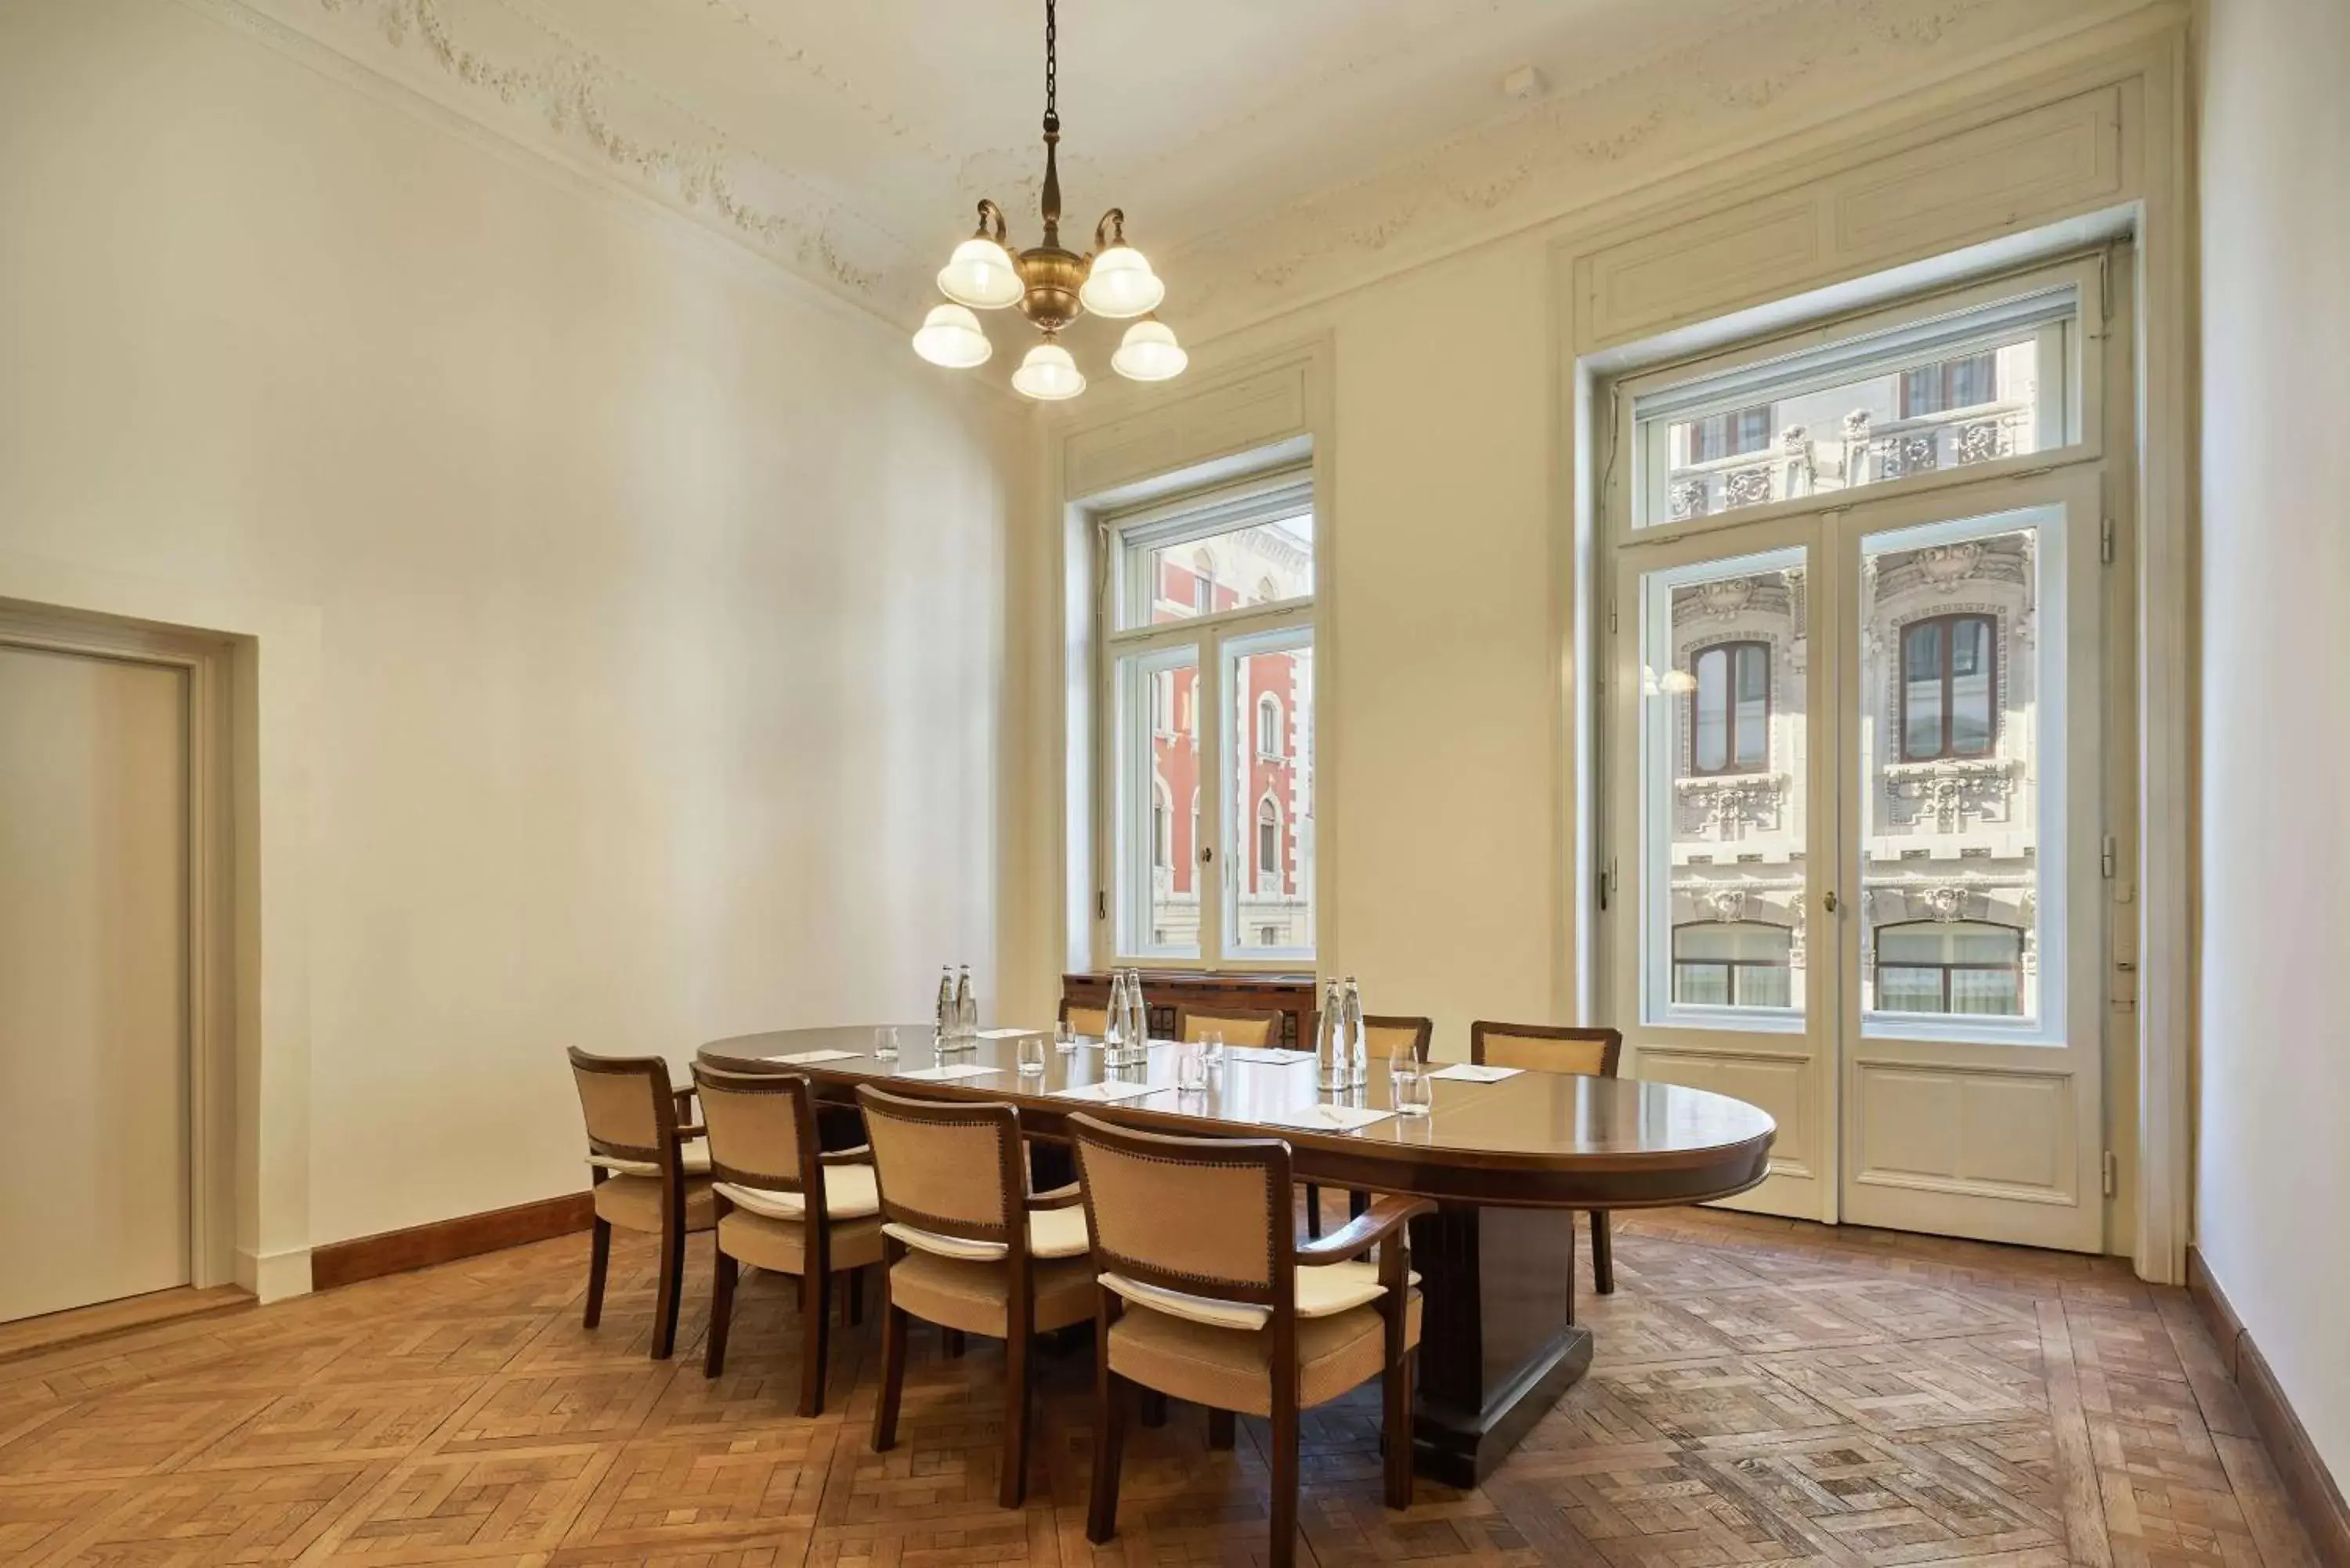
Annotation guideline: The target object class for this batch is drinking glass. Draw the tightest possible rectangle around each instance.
[1177,1042,1209,1097]
[1205,1029,1226,1080]
[1018,1033,1047,1076]
[1391,1059,1433,1118]
[873,1026,899,1062]
[1054,1021,1076,1053]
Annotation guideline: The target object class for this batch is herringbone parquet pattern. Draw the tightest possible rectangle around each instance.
[0,1207,2319,1567]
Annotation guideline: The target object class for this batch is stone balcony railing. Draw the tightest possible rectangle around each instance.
[1667,399,2037,520]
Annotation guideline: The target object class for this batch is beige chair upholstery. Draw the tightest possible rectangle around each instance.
[1060,996,1109,1039]
[692,1063,880,1416]
[568,1048,711,1360]
[1174,1006,1283,1046]
[1469,1021,1625,1295]
[859,1086,1094,1509]
[1072,1115,1430,1568]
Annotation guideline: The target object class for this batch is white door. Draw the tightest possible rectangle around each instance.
[0,642,192,1322]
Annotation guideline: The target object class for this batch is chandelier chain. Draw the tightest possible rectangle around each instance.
[1043,0,1058,128]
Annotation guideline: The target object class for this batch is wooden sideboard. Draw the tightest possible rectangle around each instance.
[1059,970,1316,1046]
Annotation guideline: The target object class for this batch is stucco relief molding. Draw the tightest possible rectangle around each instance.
[228,0,919,313]
[1169,0,2124,335]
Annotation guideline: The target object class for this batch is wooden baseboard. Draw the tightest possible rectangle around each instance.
[310,1190,595,1292]
[0,1284,253,1366]
[2188,1247,2350,1566]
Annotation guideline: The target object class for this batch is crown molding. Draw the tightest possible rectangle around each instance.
[1166,0,2164,339]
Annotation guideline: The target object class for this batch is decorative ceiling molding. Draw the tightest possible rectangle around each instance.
[233,0,927,316]
[1163,0,2135,336]
[219,0,2143,341]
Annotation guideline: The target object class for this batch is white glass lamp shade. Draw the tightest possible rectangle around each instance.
[1011,341,1086,401]
[910,303,992,369]
[1079,244,1165,318]
[1110,316,1188,382]
[937,236,1024,309]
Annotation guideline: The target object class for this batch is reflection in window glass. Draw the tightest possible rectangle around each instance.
[1141,513,1314,627]
[1875,921,2024,1015]
[1119,647,1198,956]
[1673,922,1795,1008]
[1228,641,1314,956]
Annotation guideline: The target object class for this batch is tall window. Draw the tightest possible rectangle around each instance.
[1900,614,1998,761]
[1875,920,2024,1015]
[1257,695,1283,757]
[1106,471,1315,963]
[1689,641,1770,775]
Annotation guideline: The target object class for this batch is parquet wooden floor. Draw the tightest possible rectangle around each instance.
[0,1206,2320,1568]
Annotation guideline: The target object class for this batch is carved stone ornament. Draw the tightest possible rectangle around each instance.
[1696,577,1756,619]
[1917,542,1986,594]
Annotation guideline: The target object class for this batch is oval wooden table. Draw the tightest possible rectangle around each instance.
[701,1024,1775,1485]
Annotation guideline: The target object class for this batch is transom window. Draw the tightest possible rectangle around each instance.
[1689,641,1770,775]
[1900,613,1998,761]
[1875,920,2024,1016]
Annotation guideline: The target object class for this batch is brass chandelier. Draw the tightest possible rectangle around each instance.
[910,0,1185,399]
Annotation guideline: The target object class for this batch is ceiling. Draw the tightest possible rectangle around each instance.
[246,0,2097,335]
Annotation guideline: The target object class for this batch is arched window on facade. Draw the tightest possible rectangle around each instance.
[1192,549,1217,616]
[1257,694,1282,757]
[1150,782,1171,869]
[1874,919,2024,1016]
[1688,641,1770,775]
[1899,613,1998,761]
[1672,920,1794,1007]
[1256,797,1282,894]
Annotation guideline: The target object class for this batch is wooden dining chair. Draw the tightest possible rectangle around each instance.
[1058,993,1109,1039]
[691,1064,884,1414]
[1070,1114,1430,1568]
[857,1087,1096,1508]
[1173,1004,1284,1046]
[1470,1021,1625,1294]
[1300,1014,1434,1238]
[568,1048,715,1361]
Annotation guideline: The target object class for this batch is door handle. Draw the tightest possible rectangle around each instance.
[1823,891,1840,914]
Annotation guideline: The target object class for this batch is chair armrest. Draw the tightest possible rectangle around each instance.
[674,1123,707,1141]
[819,1144,874,1165]
[1025,1182,1084,1209]
[1297,1194,1434,1265]
[671,1086,697,1113]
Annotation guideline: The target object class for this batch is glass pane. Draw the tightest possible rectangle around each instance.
[1639,291,2071,526]
[1139,511,1314,627]
[1643,551,1806,1022]
[1227,638,1314,956]
[1861,517,2044,1025]
[1118,646,1198,957]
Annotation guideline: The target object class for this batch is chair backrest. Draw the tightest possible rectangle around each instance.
[1175,1005,1282,1046]
[569,1048,678,1165]
[1470,1021,1623,1077]
[1069,1114,1292,1310]
[691,1064,821,1194]
[1058,995,1109,1039]
[856,1086,1024,1251]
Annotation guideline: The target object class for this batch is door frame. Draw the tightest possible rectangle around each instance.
[0,607,236,1293]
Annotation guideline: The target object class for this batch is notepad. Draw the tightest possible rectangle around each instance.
[1225,1047,1314,1066]
[1426,1062,1520,1082]
[762,1049,860,1065]
[893,1063,1001,1082]
[1050,1080,1164,1104]
[977,1028,1037,1039]
[1262,1104,1394,1133]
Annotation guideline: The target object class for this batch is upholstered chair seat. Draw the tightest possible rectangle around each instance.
[591,1173,717,1234]
[568,1048,710,1360]
[1107,1292,1423,1418]
[712,1163,879,1219]
[885,1248,1097,1339]
[588,1143,712,1179]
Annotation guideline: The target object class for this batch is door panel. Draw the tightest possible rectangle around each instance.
[1613,521,1840,1220]
[1837,479,2106,1250]
[0,644,190,1322]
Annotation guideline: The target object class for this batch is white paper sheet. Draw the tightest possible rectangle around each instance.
[1049,1079,1165,1104]
[1426,1062,1520,1082]
[976,1028,1038,1039]
[893,1063,1002,1082]
[761,1049,860,1065]
[1225,1047,1314,1066]
[1261,1104,1394,1133]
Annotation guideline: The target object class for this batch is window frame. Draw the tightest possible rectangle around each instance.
[1871,919,2026,1016]
[1670,919,1796,1009]
[1896,611,2000,763]
[1097,468,1317,971]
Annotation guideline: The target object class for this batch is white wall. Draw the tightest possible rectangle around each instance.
[0,0,1030,1252]
[2196,0,2350,1487]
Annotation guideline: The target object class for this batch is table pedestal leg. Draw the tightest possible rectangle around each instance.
[1408,1203,1592,1487]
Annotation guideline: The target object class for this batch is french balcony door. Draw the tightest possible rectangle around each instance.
[1606,467,2110,1252]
